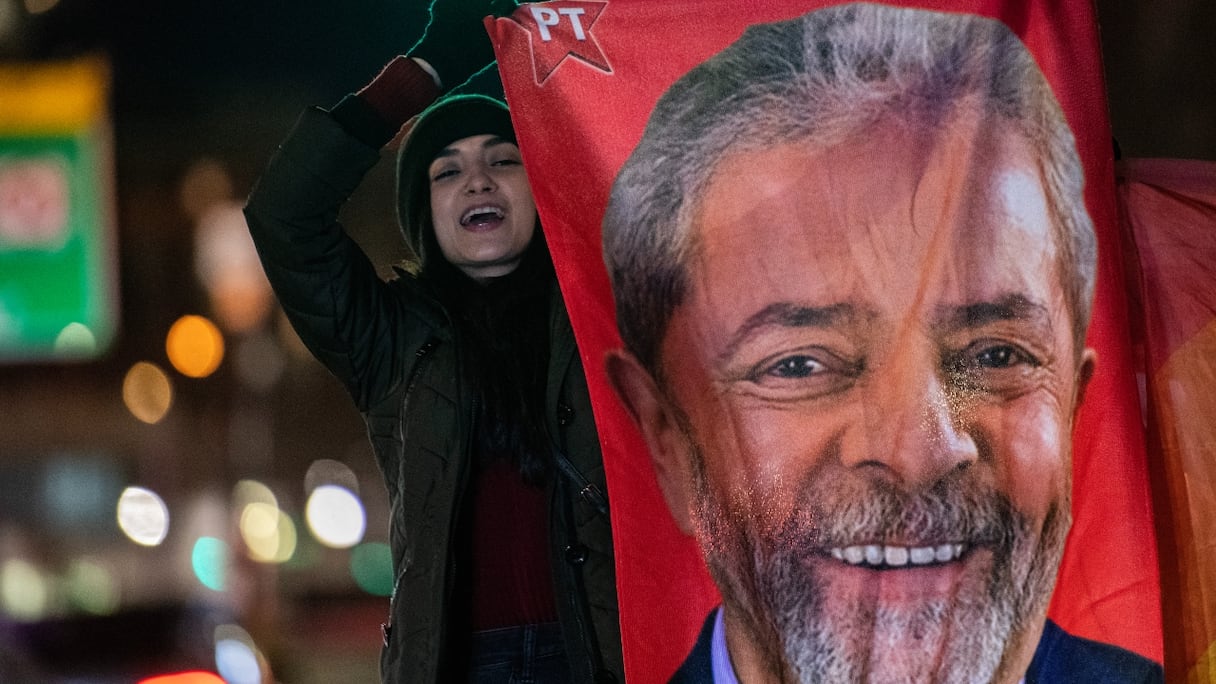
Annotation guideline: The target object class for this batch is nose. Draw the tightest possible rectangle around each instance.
[845,359,980,490]
[462,164,496,194]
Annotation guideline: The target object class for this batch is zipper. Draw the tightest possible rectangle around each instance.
[382,336,439,646]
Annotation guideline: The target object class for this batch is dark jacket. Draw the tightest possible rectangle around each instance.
[244,106,621,683]
[671,609,1161,683]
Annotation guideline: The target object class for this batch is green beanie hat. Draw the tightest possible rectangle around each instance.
[396,94,516,268]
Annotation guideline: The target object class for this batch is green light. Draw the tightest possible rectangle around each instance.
[191,537,227,591]
[350,542,393,596]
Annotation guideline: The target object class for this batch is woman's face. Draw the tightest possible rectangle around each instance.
[428,134,537,280]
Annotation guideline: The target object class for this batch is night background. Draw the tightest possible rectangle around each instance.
[0,0,1213,682]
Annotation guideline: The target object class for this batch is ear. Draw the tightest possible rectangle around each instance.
[605,349,697,535]
[1074,347,1097,412]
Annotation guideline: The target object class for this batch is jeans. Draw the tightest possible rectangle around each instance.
[466,622,571,684]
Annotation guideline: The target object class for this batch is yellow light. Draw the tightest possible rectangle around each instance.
[232,479,276,509]
[166,315,224,378]
[122,362,173,424]
[239,503,297,564]
[0,559,48,621]
[0,58,108,135]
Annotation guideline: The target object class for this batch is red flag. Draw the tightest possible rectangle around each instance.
[1119,158,1216,682]
[490,3,1162,680]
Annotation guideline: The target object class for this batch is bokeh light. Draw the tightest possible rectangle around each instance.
[53,321,97,357]
[232,479,276,509]
[122,362,173,424]
[350,542,393,596]
[194,202,274,333]
[138,673,225,684]
[66,558,119,615]
[116,486,170,546]
[24,0,62,15]
[166,315,224,378]
[0,559,48,621]
[239,502,297,564]
[178,157,234,222]
[214,624,264,684]
[305,485,366,549]
[191,537,227,591]
[304,458,359,496]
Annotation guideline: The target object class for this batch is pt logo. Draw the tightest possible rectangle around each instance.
[511,1,610,84]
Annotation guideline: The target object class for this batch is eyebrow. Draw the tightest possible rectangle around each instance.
[431,136,516,161]
[935,293,1053,334]
[718,302,860,363]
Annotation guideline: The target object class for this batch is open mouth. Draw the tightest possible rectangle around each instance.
[460,205,505,227]
[828,542,968,569]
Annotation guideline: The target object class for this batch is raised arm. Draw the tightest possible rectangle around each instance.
[242,0,516,409]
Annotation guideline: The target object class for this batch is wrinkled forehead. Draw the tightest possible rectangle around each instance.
[681,116,1066,328]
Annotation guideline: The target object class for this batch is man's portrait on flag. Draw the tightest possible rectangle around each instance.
[488,1,1165,681]
[599,5,1157,681]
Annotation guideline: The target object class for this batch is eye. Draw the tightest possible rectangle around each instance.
[732,346,860,402]
[974,344,1028,369]
[765,355,825,379]
[946,339,1043,397]
[490,157,522,167]
[430,167,460,182]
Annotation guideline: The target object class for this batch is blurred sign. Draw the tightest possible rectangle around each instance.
[0,58,117,361]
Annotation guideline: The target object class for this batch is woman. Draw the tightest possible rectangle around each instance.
[243,11,621,682]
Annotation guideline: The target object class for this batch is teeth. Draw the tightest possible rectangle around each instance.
[461,205,505,224]
[884,547,909,566]
[830,543,968,568]
[864,545,883,564]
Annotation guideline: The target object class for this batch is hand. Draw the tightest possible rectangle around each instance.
[409,0,519,91]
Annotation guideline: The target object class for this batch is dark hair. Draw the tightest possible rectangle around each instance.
[426,231,556,484]
[395,95,554,483]
[396,94,516,270]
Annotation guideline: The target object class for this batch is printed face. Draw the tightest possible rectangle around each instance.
[611,113,1094,683]
[428,134,537,280]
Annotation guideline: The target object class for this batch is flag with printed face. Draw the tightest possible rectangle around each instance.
[487,2,1163,681]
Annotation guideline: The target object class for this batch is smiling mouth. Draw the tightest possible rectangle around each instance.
[828,543,968,569]
[461,205,505,227]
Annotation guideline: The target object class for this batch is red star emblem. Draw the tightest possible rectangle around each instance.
[507,1,611,84]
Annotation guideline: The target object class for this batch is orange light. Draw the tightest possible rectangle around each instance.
[166,315,224,378]
[138,672,225,684]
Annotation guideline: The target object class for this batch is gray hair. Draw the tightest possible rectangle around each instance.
[602,2,1096,372]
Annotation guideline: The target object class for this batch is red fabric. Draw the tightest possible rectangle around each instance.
[355,56,440,132]
[487,2,1163,680]
[1118,158,1216,682]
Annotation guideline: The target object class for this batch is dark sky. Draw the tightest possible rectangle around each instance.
[8,0,1210,379]
[18,0,1212,158]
